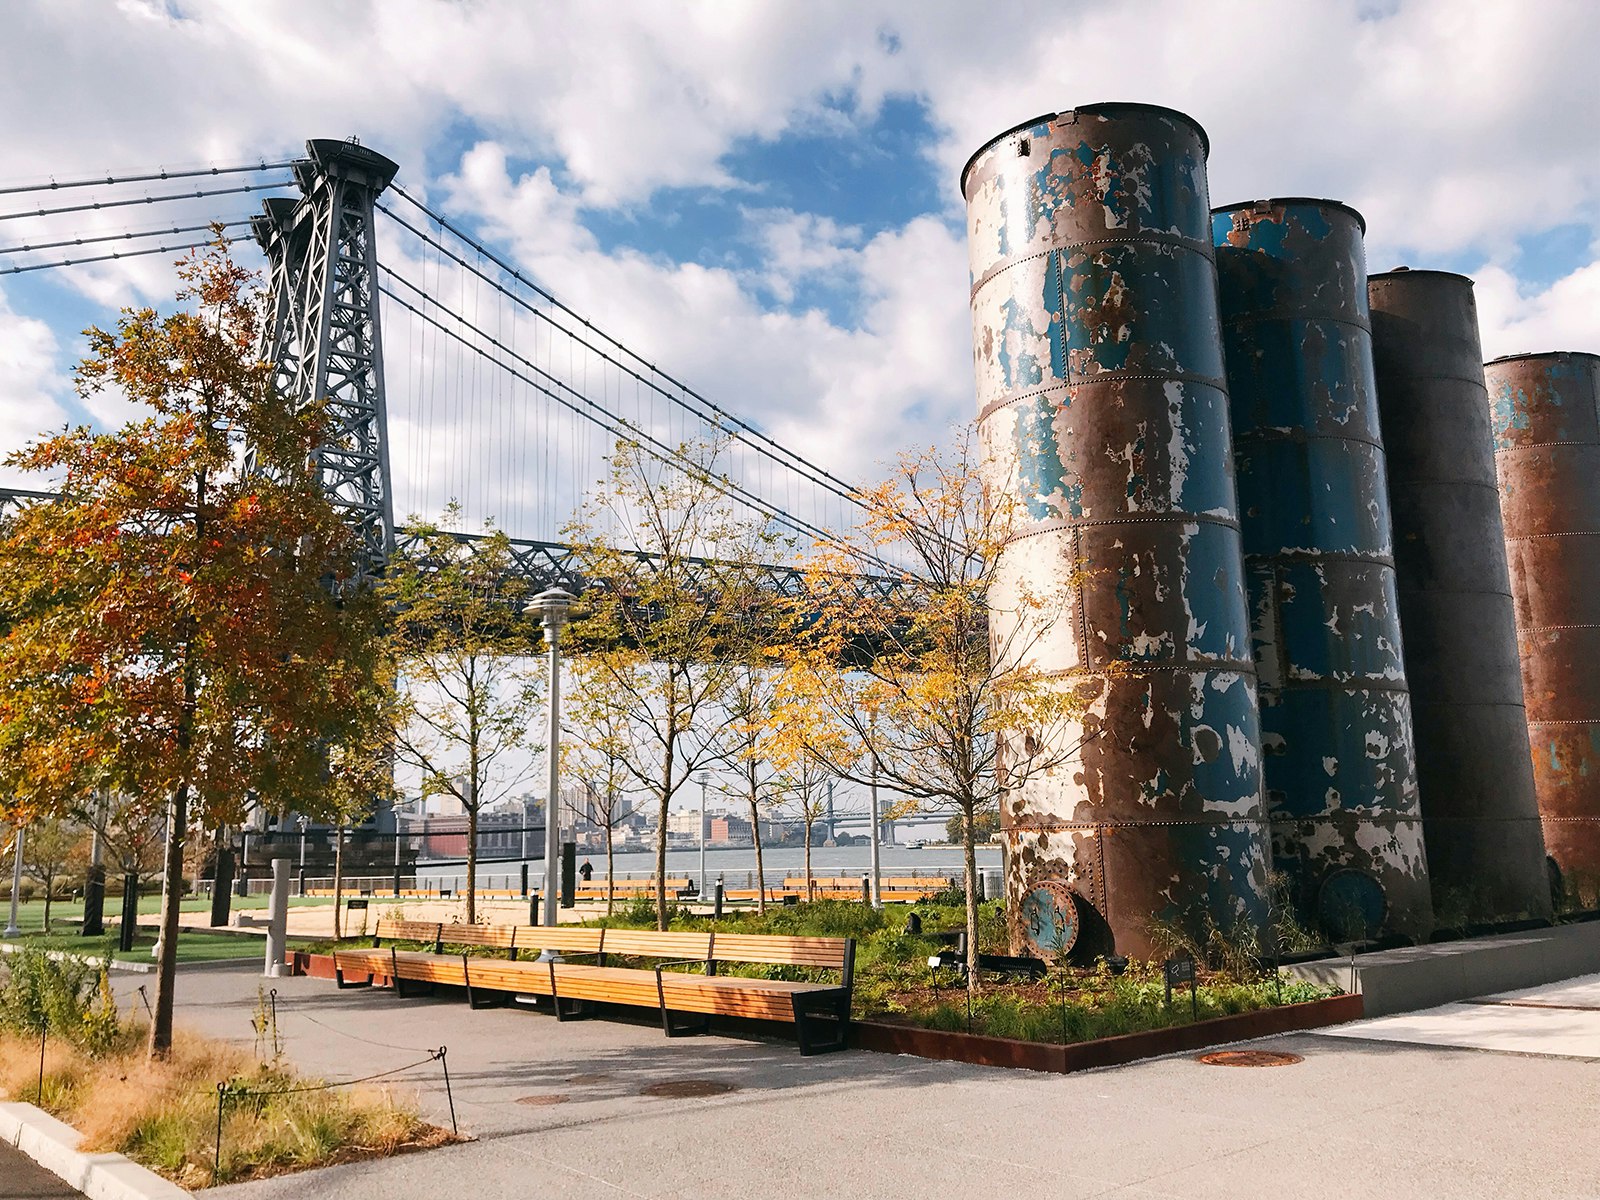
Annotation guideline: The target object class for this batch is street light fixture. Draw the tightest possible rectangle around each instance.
[533,587,575,927]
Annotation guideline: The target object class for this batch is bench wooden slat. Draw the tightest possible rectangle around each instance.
[600,930,712,960]
[441,925,517,949]
[509,927,606,955]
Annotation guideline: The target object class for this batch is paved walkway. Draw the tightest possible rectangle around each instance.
[1318,971,1600,1059]
[94,959,1600,1200]
[0,1141,83,1199]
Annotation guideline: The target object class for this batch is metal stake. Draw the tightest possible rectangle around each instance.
[437,1046,457,1135]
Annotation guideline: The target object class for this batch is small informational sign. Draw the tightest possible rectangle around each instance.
[1164,954,1198,1019]
[346,898,369,911]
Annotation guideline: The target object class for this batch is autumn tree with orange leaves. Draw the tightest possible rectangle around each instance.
[776,430,1099,995]
[0,241,387,1056]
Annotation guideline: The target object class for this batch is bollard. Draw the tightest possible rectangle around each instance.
[520,863,530,898]
[81,864,105,938]
[210,847,235,927]
[119,874,138,953]
[861,874,870,903]
[713,881,725,920]
[264,857,290,978]
[560,842,576,908]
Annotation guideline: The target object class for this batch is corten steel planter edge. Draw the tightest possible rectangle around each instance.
[849,993,1363,1073]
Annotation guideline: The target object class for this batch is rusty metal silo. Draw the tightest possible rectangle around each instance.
[1485,352,1600,908]
[1368,271,1550,923]
[964,104,1270,960]
[1212,199,1432,942]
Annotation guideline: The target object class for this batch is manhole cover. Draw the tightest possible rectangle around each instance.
[515,1094,571,1106]
[1196,1050,1304,1068]
[567,1073,612,1085]
[640,1079,739,1098]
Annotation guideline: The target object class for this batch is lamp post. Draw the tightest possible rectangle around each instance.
[533,587,575,927]
[697,772,709,899]
[868,709,882,909]
[3,825,23,939]
[297,815,308,869]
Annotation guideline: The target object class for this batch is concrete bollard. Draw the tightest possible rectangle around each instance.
[264,856,291,978]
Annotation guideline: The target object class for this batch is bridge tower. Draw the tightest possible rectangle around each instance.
[252,138,399,571]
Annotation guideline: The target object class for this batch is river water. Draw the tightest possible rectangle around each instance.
[411,842,1002,892]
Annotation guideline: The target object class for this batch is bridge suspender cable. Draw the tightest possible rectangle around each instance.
[381,188,869,512]
[0,160,297,198]
[377,273,865,556]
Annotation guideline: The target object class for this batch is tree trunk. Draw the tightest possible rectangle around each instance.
[654,787,669,930]
[803,816,814,901]
[963,806,981,999]
[332,825,345,940]
[466,805,478,925]
[148,781,188,1058]
[41,878,51,933]
[604,821,615,918]
[749,797,766,914]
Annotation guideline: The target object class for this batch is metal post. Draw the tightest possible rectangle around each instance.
[534,588,573,927]
[264,857,290,978]
[4,826,24,938]
[698,772,709,898]
[83,791,106,937]
[869,714,882,908]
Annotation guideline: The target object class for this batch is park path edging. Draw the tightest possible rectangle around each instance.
[0,1101,191,1199]
[850,993,1364,1073]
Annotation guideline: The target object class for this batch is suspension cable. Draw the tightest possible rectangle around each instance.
[0,160,296,198]
[0,180,293,223]
[382,188,869,510]
[0,219,254,257]
[378,270,893,565]
[0,235,252,276]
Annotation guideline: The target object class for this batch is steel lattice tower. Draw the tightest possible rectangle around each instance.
[252,138,399,572]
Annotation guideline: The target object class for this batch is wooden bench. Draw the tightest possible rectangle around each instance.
[330,923,855,1055]
[573,879,689,899]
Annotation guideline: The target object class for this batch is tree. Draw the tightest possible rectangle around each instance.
[565,655,647,916]
[0,241,387,1055]
[777,431,1096,995]
[774,751,832,901]
[946,808,1000,846]
[20,816,87,932]
[377,507,542,925]
[712,663,786,911]
[565,439,776,928]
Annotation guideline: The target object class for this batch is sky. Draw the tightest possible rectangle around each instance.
[2,0,1598,520]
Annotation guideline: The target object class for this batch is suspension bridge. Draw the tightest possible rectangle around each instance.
[0,137,914,601]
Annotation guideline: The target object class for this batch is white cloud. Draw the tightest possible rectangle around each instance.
[0,285,70,488]
[1475,254,1600,360]
[3,0,1599,526]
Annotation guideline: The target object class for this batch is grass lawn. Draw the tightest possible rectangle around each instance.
[2,897,327,963]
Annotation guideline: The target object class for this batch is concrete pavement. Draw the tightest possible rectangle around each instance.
[0,1142,83,1199]
[99,960,1600,1200]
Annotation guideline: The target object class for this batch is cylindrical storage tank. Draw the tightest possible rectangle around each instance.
[1368,271,1550,923]
[1213,199,1432,942]
[1485,352,1600,908]
[964,104,1270,960]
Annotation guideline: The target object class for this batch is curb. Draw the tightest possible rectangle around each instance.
[0,1101,191,1199]
[0,943,153,974]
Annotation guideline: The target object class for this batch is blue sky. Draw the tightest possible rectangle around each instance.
[2,0,1598,513]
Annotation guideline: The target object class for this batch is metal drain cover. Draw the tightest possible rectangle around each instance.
[640,1079,739,1098]
[516,1094,571,1106]
[1196,1050,1304,1068]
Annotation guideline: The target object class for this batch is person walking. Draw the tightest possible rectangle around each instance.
[578,859,594,883]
